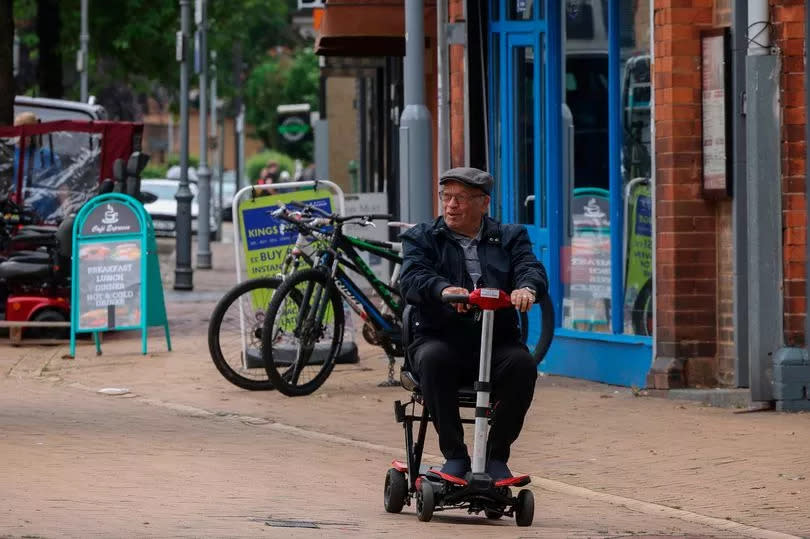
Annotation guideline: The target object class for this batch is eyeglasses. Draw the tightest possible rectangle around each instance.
[439,192,486,205]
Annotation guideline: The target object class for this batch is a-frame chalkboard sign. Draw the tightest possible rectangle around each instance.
[70,193,171,356]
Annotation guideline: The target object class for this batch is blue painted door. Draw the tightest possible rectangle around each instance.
[494,31,551,347]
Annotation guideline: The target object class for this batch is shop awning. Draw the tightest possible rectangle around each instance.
[314,0,406,57]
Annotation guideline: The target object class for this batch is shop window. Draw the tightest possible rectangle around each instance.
[508,0,541,20]
[561,0,652,336]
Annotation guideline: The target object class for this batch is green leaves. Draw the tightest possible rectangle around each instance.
[244,48,318,160]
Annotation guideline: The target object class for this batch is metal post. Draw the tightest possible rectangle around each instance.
[196,0,212,269]
[399,0,433,224]
[436,0,449,177]
[174,0,194,290]
[232,42,243,191]
[211,51,223,234]
[237,104,245,189]
[13,31,19,77]
[358,77,367,193]
[745,0,779,401]
[732,1,749,387]
[79,0,89,102]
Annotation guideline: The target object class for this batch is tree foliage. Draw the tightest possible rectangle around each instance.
[11,0,299,104]
[245,48,318,160]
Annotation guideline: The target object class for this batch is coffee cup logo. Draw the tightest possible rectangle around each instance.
[102,204,119,225]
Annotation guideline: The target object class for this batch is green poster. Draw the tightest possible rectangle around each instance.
[623,182,652,333]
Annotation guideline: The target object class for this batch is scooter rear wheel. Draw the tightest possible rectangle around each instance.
[515,489,534,527]
[416,481,435,522]
[383,468,407,513]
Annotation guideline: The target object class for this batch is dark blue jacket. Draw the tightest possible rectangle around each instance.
[399,216,548,342]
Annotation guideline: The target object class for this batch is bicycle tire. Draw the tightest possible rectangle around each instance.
[207,277,281,391]
[632,278,653,336]
[532,293,555,365]
[518,310,529,345]
[262,268,345,396]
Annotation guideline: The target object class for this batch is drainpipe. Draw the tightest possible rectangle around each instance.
[399,0,434,224]
[806,0,810,355]
[745,0,781,402]
[732,1,749,387]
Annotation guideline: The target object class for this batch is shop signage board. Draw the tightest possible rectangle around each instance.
[237,187,354,365]
[70,193,171,356]
[238,188,333,280]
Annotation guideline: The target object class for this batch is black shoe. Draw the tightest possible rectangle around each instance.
[440,457,471,478]
[486,459,513,480]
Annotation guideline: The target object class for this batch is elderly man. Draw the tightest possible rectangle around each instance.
[399,167,548,479]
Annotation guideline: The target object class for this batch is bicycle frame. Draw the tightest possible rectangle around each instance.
[320,226,404,335]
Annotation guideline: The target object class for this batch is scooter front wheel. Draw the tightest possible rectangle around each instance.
[383,468,407,513]
[515,488,534,527]
[416,480,435,522]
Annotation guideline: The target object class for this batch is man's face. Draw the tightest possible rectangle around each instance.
[440,180,489,232]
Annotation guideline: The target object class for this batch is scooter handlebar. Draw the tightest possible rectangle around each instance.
[441,288,514,311]
[441,293,470,305]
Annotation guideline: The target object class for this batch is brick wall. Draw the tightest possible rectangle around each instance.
[771,0,807,347]
[716,200,734,385]
[650,0,720,388]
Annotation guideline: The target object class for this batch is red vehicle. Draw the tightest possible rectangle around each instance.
[0,120,143,337]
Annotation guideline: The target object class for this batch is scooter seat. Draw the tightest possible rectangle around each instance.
[0,259,51,281]
[8,250,51,264]
[400,369,480,406]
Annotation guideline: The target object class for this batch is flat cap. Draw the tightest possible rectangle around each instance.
[439,167,494,195]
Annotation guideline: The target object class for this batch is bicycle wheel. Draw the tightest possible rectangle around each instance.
[632,278,653,336]
[262,268,345,396]
[518,310,529,345]
[208,277,281,391]
[532,293,555,365]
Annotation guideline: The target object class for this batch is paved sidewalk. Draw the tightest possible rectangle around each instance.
[2,237,809,537]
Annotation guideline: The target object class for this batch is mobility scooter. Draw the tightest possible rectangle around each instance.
[0,154,152,339]
[384,288,554,526]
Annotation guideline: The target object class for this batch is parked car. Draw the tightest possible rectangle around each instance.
[14,95,107,122]
[213,170,239,221]
[140,179,217,240]
[166,167,239,221]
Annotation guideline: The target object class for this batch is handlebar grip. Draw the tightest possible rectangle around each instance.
[441,293,470,304]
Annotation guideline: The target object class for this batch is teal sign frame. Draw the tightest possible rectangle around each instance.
[70,193,171,356]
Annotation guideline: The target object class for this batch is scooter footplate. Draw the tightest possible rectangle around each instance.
[494,474,531,488]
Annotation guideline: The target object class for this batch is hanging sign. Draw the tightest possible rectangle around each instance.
[70,193,171,356]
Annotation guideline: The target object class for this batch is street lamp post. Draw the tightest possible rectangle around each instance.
[174,0,194,290]
[195,0,212,269]
[79,0,89,102]
[210,51,223,233]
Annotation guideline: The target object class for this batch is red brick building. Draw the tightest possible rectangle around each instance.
[314,0,810,404]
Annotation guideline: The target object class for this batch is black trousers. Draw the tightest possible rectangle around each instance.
[410,333,537,462]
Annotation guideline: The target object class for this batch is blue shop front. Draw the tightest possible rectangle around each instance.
[486,0,654,387]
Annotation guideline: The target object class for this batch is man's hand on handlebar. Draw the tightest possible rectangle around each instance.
[441,286,471,313]
[511,287,536,313]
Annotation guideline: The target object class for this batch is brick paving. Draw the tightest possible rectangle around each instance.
[1,236,808,537]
